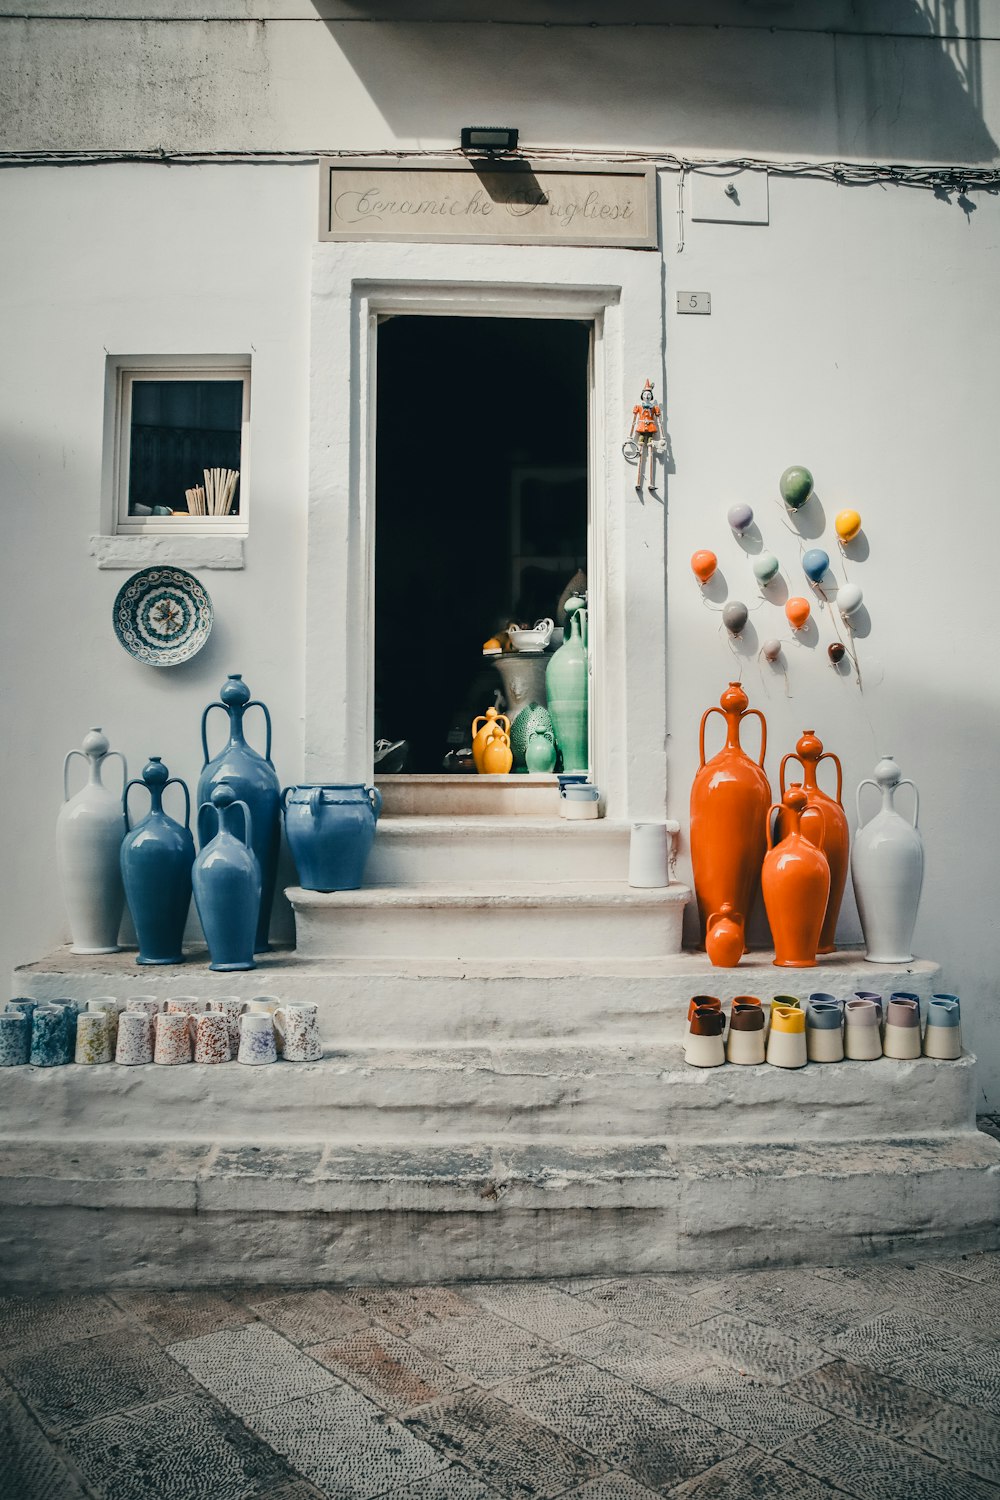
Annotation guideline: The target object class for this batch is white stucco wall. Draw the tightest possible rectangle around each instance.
[1,5,998,1104]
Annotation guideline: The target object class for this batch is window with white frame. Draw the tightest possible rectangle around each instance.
[112,360,250,533]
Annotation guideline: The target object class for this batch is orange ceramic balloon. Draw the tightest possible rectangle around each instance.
[779,729,850,954]
[835,509,862,543]
[691,550,718,585]
[762,785,831,968]
[705,901,745,968]
[785,596,811,630]
[689,683,771,946]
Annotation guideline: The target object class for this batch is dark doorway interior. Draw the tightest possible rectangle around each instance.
[375,316,589,774]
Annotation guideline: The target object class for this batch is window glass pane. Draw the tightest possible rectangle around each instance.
[127,379,243,515]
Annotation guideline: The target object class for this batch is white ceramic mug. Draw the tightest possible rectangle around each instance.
[627,823,670,889]
[247,996,283,1052]
[274,1003,322,1063]
[237,1012,277,1066]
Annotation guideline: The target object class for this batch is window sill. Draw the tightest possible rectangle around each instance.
[89,535,245,570]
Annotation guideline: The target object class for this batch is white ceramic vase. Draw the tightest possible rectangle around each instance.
[851,755,924,963]
[56,728,127,954]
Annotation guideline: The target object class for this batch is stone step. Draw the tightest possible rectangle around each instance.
[375,774,561,817]
[365,816,636,884]
[12,949,943,1045]
[288,881,691,959]
[2,1046,977,1144]
[2,1133,997,1286]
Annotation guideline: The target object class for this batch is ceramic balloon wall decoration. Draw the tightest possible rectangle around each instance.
[836,509,862,543]
[691,550,717,585]
[802,549,830,585]
[779,466,814,510]
[727,504,754,534]
[828,642,846,664]
[753,552,780,587]
[785,597,811,630]
[722,601,748,636]
[762,639,782,663]
[838,582,864,617]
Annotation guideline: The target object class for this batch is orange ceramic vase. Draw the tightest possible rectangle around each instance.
[762,786,830,968]
[705,902,745,968]
[690,683,770,946]
[779,729,849,954]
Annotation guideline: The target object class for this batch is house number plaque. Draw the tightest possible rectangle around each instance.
[319,159,657,249]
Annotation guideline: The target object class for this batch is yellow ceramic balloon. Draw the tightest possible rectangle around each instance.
[835,509,862,543]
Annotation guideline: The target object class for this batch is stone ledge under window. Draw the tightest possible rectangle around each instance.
[89,535,245,570]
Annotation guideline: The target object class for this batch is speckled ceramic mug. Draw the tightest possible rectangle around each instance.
[194,1011,232,1064]
[125,996,162,1017]
[166,995,207,1016]
[5,999,38,1025]
[75,1011,113,1065]
[30,1005,74,1067]
[153,1010,194,1065]
[48,1000,79,1048]
[116,1010,154,1065]
[247,996,283,1053]
[0,1013,30,1066]
[274,1003,322,1063]
[87,997,122,1046]
[209,997,245,1055]
[237,1012,277,1066]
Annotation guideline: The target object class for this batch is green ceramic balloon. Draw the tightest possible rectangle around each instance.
[779,466,814,509]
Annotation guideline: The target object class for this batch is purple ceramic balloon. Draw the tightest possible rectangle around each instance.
[762,639,782,662]
[722,601,749,636]
[727,504,754,533]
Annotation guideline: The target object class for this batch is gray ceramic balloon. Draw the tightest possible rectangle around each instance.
[723,601,749,636]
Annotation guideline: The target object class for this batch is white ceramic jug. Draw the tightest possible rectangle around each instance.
[56,728,127,954]
[851,755,924,963]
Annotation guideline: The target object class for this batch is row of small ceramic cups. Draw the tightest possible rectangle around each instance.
[0,996,323,1067]
[685,993,962,1069]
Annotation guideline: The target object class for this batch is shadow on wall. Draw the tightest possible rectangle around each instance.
[320,0,997,164]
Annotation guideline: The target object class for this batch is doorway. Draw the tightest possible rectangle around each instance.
[374,316,590,775]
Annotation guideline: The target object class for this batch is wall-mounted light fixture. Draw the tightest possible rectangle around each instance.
[460,126,519,153]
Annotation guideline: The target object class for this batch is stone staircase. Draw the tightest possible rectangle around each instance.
[4,797,999,1287]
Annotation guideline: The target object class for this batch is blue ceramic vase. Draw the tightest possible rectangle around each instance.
[197,674,280,953]
[121,757,195,966]
[193,786,261,972]
[281,784,382,891]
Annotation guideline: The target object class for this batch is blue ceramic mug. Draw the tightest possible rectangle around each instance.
[0,1013,30,1066]
[29,1005,74,1066]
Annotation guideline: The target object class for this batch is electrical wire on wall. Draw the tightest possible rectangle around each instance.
[1,146,998,198]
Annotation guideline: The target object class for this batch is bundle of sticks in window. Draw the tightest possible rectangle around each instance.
[185,468,239,517]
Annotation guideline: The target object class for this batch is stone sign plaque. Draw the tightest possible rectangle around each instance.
[319,159,657,249]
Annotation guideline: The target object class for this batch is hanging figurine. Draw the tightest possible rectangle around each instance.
[623,380,665,492]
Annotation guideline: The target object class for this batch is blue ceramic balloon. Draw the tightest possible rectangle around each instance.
[727,504,754,533]
[753,552,780,585]
[802,548,830,583]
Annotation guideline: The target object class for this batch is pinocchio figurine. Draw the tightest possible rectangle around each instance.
[625,379,665,492]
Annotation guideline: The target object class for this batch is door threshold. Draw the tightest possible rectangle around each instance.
[375,773,563,818]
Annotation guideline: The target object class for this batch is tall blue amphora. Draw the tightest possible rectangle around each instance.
[193,786,261,971]
[197,673,280,952]
[121,756,195,965]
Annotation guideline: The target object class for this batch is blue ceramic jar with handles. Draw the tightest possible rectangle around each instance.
[281,784,382,892]
[193,786,261,972]
[197,674,280,953]
[121,757,195,966]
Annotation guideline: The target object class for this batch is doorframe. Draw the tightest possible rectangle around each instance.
[307,240,668,821]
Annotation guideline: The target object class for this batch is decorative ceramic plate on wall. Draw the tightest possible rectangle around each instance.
[112,567,214,666]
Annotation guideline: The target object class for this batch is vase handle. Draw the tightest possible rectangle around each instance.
[309,786,324,819]
[472,715,487,740]
[62,749,88,802]
[779,752,802,796]
[741,708,767,768]
[896,778,920,829]
[855,778,879,830]
[765,802,782,852]
[698,707,726,768]
[232,798,254,850]
[245,701,274,765]
[280,786,292,814]
[801,804,826,850]
[817,751,844,804]
[122,778,148,832]
[200,703,226,767]
[368,785,383,820]
[164,778,192,831]
[197,801,220,848]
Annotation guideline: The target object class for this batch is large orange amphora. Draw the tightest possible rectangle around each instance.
[779,729,849,954]
[762,785,830,968]
[689,682,770,945]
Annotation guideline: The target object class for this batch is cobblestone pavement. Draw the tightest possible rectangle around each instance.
[3,1252,1000,1499]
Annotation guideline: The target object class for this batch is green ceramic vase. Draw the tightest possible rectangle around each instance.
[546,610,589,773]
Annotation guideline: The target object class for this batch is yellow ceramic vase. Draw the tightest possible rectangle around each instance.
[481,724,514,775]
[472,708,511,773]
